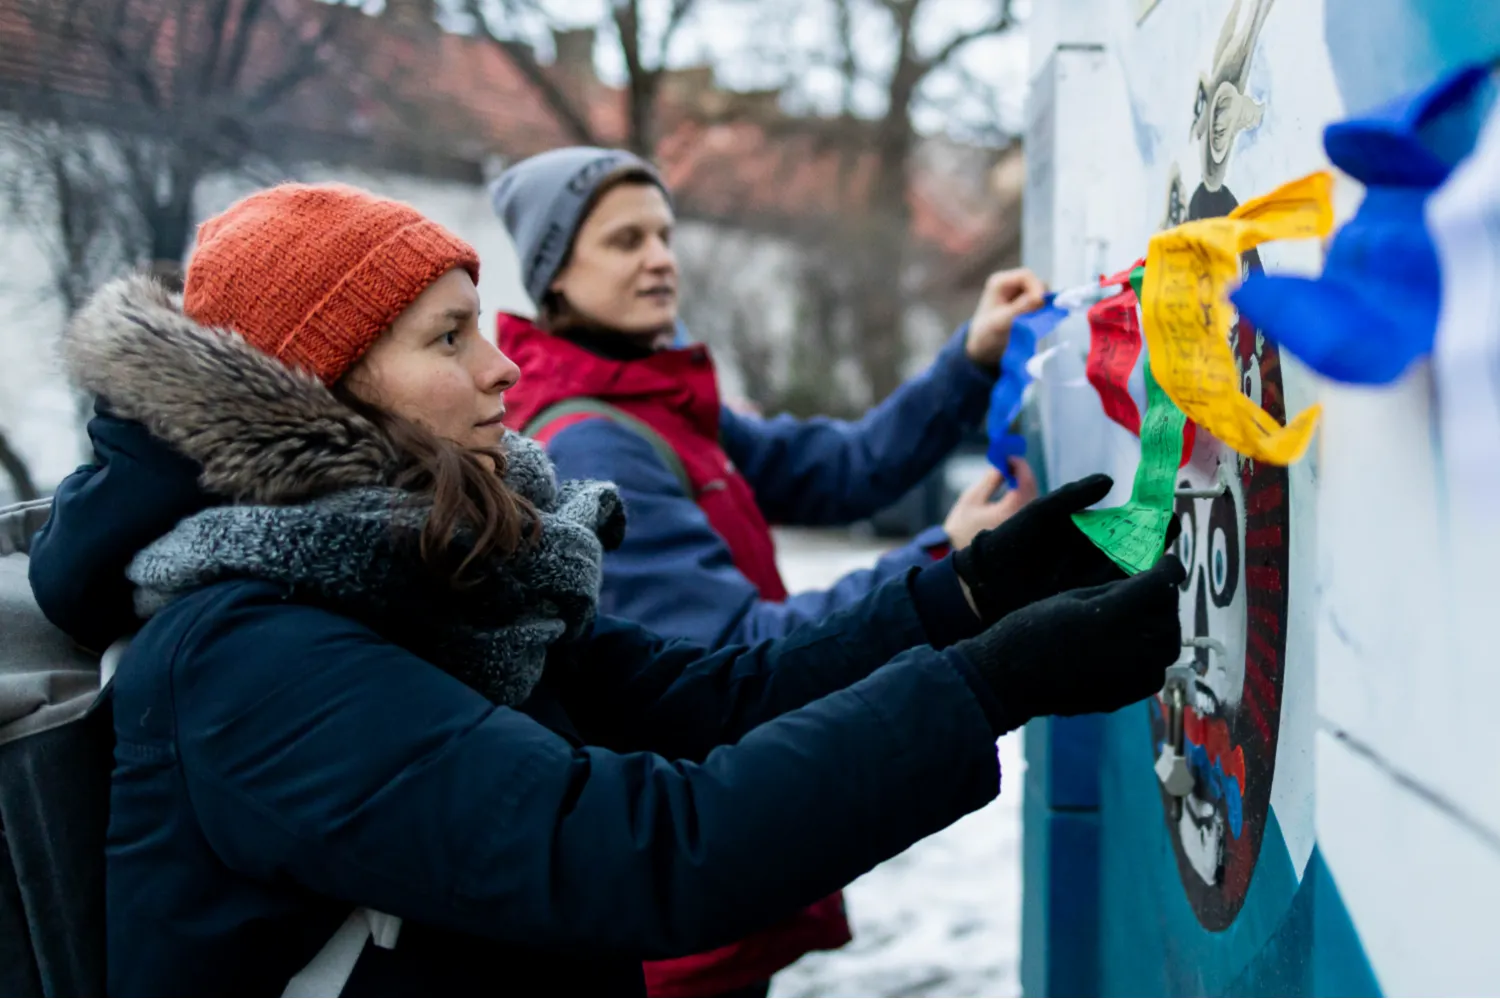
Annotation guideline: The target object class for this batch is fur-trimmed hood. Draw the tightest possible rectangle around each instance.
[63,273,575,511]
[63,274,400,504]
[56,275,625,705]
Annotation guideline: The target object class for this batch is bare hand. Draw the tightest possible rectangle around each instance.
[943,458,1039,551]
[966,268,1048,368]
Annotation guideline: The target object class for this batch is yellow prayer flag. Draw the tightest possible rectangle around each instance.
[1141,171,1333,465]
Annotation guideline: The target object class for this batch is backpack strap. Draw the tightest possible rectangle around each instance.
[524,398,696,499]
[282,908,402,998]
[0,498,53,557]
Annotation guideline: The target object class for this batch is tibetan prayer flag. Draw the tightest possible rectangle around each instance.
[1232,64,1492,384]
[1072,360,1187,575]
[1085,272,1197,464]
[1141,172,1331,466]
[988,296,1069,486]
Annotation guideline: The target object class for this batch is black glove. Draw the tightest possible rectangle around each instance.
[952,473,1180,624]
[953,555,1186,734]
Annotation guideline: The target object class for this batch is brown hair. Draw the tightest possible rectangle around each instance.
[331,382,539,586]
[538,165,666,331]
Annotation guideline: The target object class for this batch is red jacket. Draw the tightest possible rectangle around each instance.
[500,315,851,995]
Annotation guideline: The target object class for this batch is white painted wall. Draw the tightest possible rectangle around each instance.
[1030,0,1500,991]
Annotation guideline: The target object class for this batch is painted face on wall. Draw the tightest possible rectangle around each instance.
[1172,437,1249,887]
[1144,0,1290,931]
[1151,226,1290,930]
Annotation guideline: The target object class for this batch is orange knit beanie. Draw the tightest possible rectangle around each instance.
[183,183,480,385]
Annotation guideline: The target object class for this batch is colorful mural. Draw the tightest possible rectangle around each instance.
[1146,0,1291,930]
[1025,0,1500,994]
[1152,291,1291,929]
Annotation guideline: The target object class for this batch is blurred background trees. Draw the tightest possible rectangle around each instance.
[0,0,1027,499]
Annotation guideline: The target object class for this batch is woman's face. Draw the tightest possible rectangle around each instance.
[346,268,520,451]
[549,182,678,338]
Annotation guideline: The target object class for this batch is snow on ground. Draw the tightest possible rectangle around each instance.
[768,529,1023,998]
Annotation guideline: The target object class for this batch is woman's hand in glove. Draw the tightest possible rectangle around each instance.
[952,555,1186,735]
[952,474,1180,624]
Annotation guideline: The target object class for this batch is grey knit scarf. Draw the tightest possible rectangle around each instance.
[127,438,623,706]
[125,437,621,705]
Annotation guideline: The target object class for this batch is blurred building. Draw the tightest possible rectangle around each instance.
[0,0,1020,498]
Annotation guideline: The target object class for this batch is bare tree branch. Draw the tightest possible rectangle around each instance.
[242,9,348,117]
[204,0,254,93]
[214,0,273,95]
[611,0,659,155]
[464,0,703,157]
[916,59,1011,144]
[704,0,1021,407]
[918,0,1015,74]
[657,0,698,65]
[613,0,647,93]
[93,0,163,108]
[3,0,379,286]
[463,0,599,146]
[832,0,859,115]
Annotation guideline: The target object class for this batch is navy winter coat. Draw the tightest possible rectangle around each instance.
[29,411,1003,996]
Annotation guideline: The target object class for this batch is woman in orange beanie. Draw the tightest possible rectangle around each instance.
[26,182,1184,996]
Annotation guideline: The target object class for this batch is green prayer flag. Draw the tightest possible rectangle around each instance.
[1129,264,1145,301]
[1072,358,1184,574]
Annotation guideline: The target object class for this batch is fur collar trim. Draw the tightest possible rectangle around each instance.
[64,274,397,503]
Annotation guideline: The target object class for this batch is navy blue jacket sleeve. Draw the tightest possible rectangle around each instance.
[547,418,953,649]
[556,567,984,761]
[164,583,1001,960]
[718,327,995,527]
[28,403,209,651]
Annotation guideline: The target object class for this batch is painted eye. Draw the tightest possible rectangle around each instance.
[1174,505,1195,592]
[1210,89,1235,160]
[1207,489,1240,608]
[1211,529,1229,595]
[1242,362,1262,408]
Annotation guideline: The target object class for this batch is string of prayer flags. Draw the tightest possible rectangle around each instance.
[1232,64,1494,385]
[1085,261,1197,463]
[1072,359,1188,575]
[988,296,1070,487]
[1142,171,1333,466]
[1026,343,1084,386]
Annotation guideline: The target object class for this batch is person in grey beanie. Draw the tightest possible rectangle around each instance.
[492,147,1048,995]
[490,147,664,313]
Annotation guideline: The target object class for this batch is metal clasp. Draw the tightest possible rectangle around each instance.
[1153,638,1225,819]
[1175,464,1232,500]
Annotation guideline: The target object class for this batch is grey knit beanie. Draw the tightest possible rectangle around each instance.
[489,146,666,307]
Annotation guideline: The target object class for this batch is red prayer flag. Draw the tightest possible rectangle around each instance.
[1086,273,1196,466]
